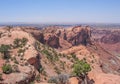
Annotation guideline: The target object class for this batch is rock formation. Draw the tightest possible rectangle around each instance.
[0,26,120,84]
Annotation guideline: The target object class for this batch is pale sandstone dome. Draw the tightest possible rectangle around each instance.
[0,27,38,83]
[0,27,38,60]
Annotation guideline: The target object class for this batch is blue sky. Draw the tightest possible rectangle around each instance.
[0,0,120,23]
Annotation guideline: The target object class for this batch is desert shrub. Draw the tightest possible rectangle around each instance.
[34,41,41,51]
[14,60,19,64]
[38,64,44,73]
[48,76,58,83]
[20,57,23,60]
[72,59,91,84]
[35,74,40,82]
[12,65,19,72]
[18,49,25,53]
[30,82,35,84]
[48,74,69,84]
[42,70,47,76]
[24,62,29,66]
[73,59,91,77]
[2,64,12,74]
[11,57,16,61]
[71,53,78,61]
[21,37,28,46]
[54,66,61,74]
[0,44,11,59]
[13,37,28,48]
[62,54,66,57]
[0,73,2,80]
[57,74,69,84]
[13,38,21,48]
[58,53,62,57]
[42,49,59,62]
[13,57,19,64]
[60,62,65,70]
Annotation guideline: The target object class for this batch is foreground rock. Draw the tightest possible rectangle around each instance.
[68,77,82,84]
[0,27,40,84]
[89,70,120,84]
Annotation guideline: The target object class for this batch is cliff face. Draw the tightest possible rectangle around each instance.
[65,26,91,46]
[101,31,120,44]
[31,26,91,49]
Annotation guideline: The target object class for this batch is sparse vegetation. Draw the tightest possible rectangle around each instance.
[54,66,61,74]
[48,74,69,84]
[38,65,43,73]
[35,74,40,82]
[18,49,25,54]
[0,73,2,81]
[0,44,11,59]
[42,49,59,62]
[21,37,28,46]
[13,37,28,48]
[60,61,65,70]
[13,38,21,48]
[6,26,12,32]
[12,64,19,72]
[72,59,91,84]
[48,76,58,84]
[71,53,78,61]
[2,64,12,74]
[13,57,19,64]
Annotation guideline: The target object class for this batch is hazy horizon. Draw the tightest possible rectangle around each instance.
[0,0,120,23]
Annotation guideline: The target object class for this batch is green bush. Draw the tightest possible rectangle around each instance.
[2,64,12,74]
[0,44,11,59]
[73,59,91,77]
[73,60,91,76]
[71,53,78,61]
[42,49,59,62]
[13,38,21,48]
[13,37,28,48]
[21,37,28,46]
[72,59,91,84]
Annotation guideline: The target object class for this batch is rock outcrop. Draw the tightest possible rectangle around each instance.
[27,26,92,49]
[68,77,82,84]
[44,34,61,48]
[65,26,91,46]
[1,26,120,84]
[0,27,40,84]
[101,31,120,44]
[27,54,41,71]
